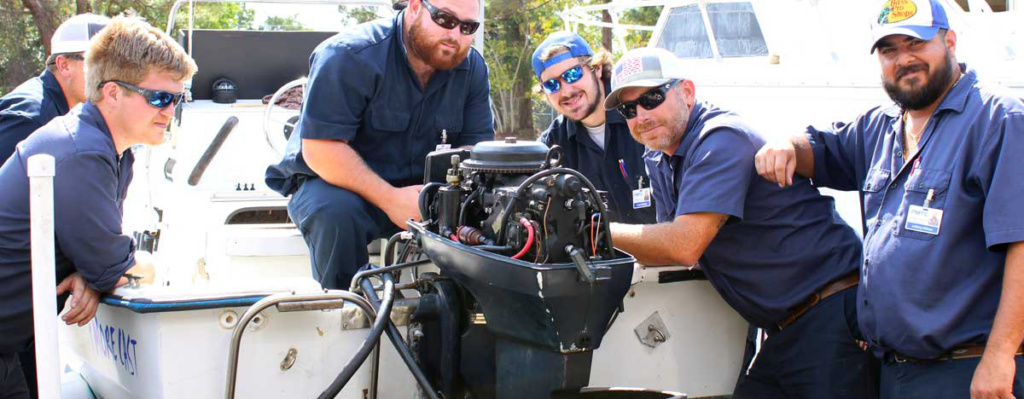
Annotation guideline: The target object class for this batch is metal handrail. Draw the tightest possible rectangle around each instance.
[223,290,380,399]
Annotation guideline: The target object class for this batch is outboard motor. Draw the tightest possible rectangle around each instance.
[409,138,635,399]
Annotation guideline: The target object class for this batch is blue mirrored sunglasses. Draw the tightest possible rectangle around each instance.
[541,65,585,94]
[102,80,185,109]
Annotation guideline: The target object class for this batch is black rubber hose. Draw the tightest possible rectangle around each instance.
[318,274,396,399]
[384,232,410,267]
[496,168,612,254]
[419,182,444,222]
[361,275,443,399]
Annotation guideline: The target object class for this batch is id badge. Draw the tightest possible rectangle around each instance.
[435,144,452,151]
[905,205,943,235]
[632,188,652,209]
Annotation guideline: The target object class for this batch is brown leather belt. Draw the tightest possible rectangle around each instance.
[777,272,859,330]
[893,344,1024,363]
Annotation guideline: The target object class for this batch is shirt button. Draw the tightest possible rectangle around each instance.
[890,182,897,189]
[896,150,903,157]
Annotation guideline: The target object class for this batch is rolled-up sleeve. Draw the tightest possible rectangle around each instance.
[455,55,495,147]
[53,153,134,292]
[974,112,1024,248]
[805,119,867,192]
[299,44,375,142]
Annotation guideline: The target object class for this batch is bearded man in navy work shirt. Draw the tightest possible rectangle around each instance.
[265,0,494,290]
[0,17,194,398]
[533,31,655,224]
[0,14,110,163]
[606,48,877,398]
[756,0,1024,397]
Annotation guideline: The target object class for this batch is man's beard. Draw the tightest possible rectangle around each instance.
[632,98,689,153]
[408,16,470,71]
[883,50,956,110]
[562,73,602,123]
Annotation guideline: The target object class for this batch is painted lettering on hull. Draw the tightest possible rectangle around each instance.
[89,319,140,376]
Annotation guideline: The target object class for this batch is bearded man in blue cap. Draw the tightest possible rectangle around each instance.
[532,32,655,224]
[756,0,1024,397]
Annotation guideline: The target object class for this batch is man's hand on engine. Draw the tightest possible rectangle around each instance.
[385,185,423,229]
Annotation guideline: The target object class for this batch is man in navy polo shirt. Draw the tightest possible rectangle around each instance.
[533,32,655,224]
[755,0,1024,397]
[0,14,110,163]
[265,0,494,289]
[0,17,192,397]
[607,48,875,398]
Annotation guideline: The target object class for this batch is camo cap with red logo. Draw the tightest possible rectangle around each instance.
[870,0,950,53]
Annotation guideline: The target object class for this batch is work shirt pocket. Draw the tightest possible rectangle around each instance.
[861,168,890,222]
[897,168,952,241]
[369,109,411,133]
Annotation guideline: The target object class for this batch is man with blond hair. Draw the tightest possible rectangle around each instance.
[0,14,111,163]
[0,16,195,397]
[534,31,655,224]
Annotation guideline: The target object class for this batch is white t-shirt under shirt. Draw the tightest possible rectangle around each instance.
[585,123,606,151]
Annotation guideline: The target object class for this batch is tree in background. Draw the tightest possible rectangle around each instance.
[338,4,383,25]
[261,14,306,30]
[2,0,663,137]
[485,0,659,139]
[0,0,254,94]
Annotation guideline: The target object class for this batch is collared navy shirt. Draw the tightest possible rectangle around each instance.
[265,11,494,195]
[540,101,656,224]
[647,101,861,328]
[807,65,1024,358]
[0,70,70,162]
[0,102,136,354]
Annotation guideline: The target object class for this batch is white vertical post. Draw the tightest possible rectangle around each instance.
[28,154,60,399]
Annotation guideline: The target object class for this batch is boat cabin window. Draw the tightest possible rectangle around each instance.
[657,5,713,59]
[706,3,768,57]
[657,2,768,59]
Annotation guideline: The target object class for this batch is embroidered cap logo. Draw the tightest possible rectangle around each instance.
[878,0,918,25]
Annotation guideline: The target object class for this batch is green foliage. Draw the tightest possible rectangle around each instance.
[484,0,661,138]
[169,3,256,31]
[0,0,46,94]
[620,5,661,52]
[338,5,384,25]
[260,14,306,31]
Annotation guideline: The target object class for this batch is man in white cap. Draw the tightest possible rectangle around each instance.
[755,0,1024,397]
[605,47,876,398]
[0,13,110,162]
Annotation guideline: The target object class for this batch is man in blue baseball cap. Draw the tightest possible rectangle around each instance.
[532,31,655,224]
[756,0,1024,397]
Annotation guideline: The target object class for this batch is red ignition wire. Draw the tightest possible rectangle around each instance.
[511,218,535,260]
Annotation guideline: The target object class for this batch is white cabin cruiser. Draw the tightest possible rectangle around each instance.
[52,1,749,398]
[562,0,1024,231]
